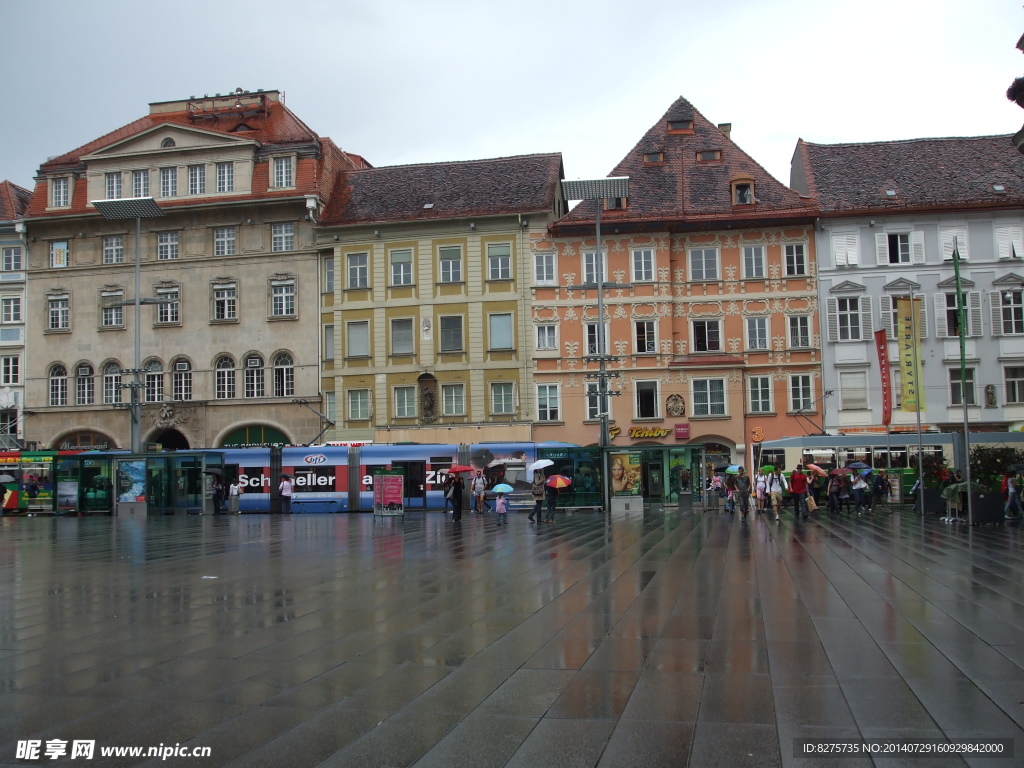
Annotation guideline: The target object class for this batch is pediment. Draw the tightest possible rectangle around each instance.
[883,277,921,292]
[937,275,975,289]
[829,280,866,294]
[83,123,256,162]
[993,272,1024,287]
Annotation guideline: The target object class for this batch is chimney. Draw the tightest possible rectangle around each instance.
[718,123,732,140]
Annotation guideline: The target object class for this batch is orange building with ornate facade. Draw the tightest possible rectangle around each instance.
[531,98,821,501]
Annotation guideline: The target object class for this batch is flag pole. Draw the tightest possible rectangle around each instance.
[952,239,973,525]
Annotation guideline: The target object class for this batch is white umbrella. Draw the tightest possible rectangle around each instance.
[526,459,554,473]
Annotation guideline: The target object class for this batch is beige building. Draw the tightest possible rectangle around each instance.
[22,90,368,450]
[316,154,565,444]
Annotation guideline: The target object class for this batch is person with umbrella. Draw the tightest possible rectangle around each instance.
[851,470,869,515]
[450,471,465,522]
[493,483,513,525]
[544,475,570,522]
[529,470,545,522]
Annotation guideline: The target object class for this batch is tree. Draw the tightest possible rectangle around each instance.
[969,445,1024,490]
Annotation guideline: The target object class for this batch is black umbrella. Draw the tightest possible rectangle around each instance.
[714,464,731,472]
[1007,464,1024,473]
[203,467,224,476]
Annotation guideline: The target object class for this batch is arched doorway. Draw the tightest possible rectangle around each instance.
[218,425,290,447]
[151,428,190,451]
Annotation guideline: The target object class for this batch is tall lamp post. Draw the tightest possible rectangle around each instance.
[90,197,164,454]
[562,177,630,513]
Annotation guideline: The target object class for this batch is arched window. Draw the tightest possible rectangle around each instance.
[161,137,176,148]
[215,356,236,399]
[273,353,294,397]
[244,354,264,398]
[145,360,163,402]
[50,364,68,406]
[103,362,122,404]
[76,363,95,405]
[171,359,192,401]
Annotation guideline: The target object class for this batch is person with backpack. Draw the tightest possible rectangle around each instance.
[766,468,787,521]
[872,470,892,514]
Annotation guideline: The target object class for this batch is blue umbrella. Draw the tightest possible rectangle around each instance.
[725,465,741,474]
[492,483,514,494]
[859,468,873,477]
[848,462,870,470]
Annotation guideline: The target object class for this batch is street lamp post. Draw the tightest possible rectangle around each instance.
[90,198,164,453]
[562,178,630,513]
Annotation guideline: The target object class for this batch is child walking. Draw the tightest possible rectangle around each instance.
[495,493,508,525]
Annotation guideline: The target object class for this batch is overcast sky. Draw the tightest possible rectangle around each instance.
[2,0,1022,194]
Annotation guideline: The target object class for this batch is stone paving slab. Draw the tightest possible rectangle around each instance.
[0,507,1021,767]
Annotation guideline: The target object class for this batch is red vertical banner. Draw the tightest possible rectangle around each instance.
[874,329,892,426]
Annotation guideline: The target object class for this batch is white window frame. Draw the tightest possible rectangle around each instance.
[394,386,416,418]
[441,383,465,416]
[145,362,163,402]
[390,249,413,286]
[243,357,264,399]
[635,320,657,354]
[825,295,872,342]
[1004,365,1024,404]
[634,379,660,419]
[51,177,69,208]
[692,378,726,417]
[536,383,560,421]
[839,370,868,410]
[76,364,95,406]
[488,312,514,351]
[1,297,21,323]
[746,316,768,350]
[273,353,294,397]
[583,251,607,285]
[105,172,122,200]
[934,292,982,338]
[132,169,150,198]
[994,289,1024,335]
[188,164,206,196]
[273,156,294,188]
[348,389,371,420]
[157,231,179,260]
[48,295,70,330]
[788,315,810,348]
[748,375,771,414]
[271,223,295,252]
[875,231,924,265]
[102,236,124,264]
[49,365,68,406]
[160,167,177,198]
[213,283,237,321]
[585,381,604,421]
[2,247,22,271]
[949,367,976,406]
[323,325,334,360]
[324,257,335,294]
[156,288,180,324]
[213,227,236,256]
[271,280,296,317]
[103,363,122,405]
[585,322,610,356]
[1,355,19,385]
[439,246,462,283]
[487,243,512,281]
[692,319,721,352]
[391,318,414,356]
[534,252,556,285]
[790,374,813,412]
[347,320,370,358]
[216,162,234,193]
[880,296,927,341]
[490,382,515,415]
[785,243,806,276]
[536,324,557,351]
[439,315,463,352]
[689,248,719,281]
[742,245,765,279]
[215,357,236,400]
[632,249,654,282]
[100,290,123,328]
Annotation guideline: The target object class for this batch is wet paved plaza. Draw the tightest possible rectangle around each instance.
[0,506,1022,768]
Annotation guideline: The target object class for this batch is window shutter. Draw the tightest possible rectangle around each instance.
[832,235,847,266]
[860,296,873,337]
[880,295,894,339]
[996,227,1011,259]
[942,228,968,260]
[846,234,860,265]
[826,297,839,342]
[990,291,1003,337]
[934,294,948,338]
[911,231,925,264]
[1012,227,1024,259]
[874,232,888,266]
[968,292,983,337]
[916,298,927,339]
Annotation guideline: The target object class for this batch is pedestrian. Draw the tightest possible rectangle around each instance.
[789,465,809,520]
[754,468,768,513]
[734,467,751,521]
[545,482,558,522]
[451,474,465,521]
[1004,472,1023,518]
[442,474,455,513]
[839,475,852,514]
[471,470,487,514]
[827,474,842,514]
[872,470,892,514]
[495,493,508,525]
[851,472,868,515]
[724,473,737,512]
[211,476,225,514]
[767,467,787,521]
[529,470,544,522]
[941,470,963,518]
[278,474,293,514]
[229,478,241,514]
[910,477,922,512]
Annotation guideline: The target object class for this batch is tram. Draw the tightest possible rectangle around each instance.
[0,451,82,514]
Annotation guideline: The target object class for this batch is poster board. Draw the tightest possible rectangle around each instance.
[373,467,404,516]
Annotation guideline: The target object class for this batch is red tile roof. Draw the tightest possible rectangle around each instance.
[25,96,369,219]
[793,134,1024,214]
[553,97,816,234]
[319,153,564,226]
[0,181,31,221]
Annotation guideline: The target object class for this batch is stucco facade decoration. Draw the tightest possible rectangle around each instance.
[794,135,1024,434]
[0,181,30,447]
[21,90,369,449]
[316,153,565,444]
[540,98,821,471]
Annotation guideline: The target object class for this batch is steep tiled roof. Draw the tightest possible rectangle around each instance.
[554,97,815,233]
[0,181,31,221]
[793,135,1024,214]
[26,96,369,219]
[320,153,564,226]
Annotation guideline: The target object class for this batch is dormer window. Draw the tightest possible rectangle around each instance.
[667,119,694,134]
[604,197,628,211]
[161,137,176,148]
[732,181,754,206]
[697,150,722,163]
[643,152,664,165]
[50,177,70,208]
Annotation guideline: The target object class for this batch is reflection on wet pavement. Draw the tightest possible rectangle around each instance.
[0,507,1021,766]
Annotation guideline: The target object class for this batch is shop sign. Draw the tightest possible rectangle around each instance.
[674,424,690,440]
[628,426,671,439]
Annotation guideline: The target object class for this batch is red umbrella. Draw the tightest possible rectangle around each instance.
[447,465,473,474]
[829,467,854,476]
[545,475,572,489]
[806,463,828,477]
